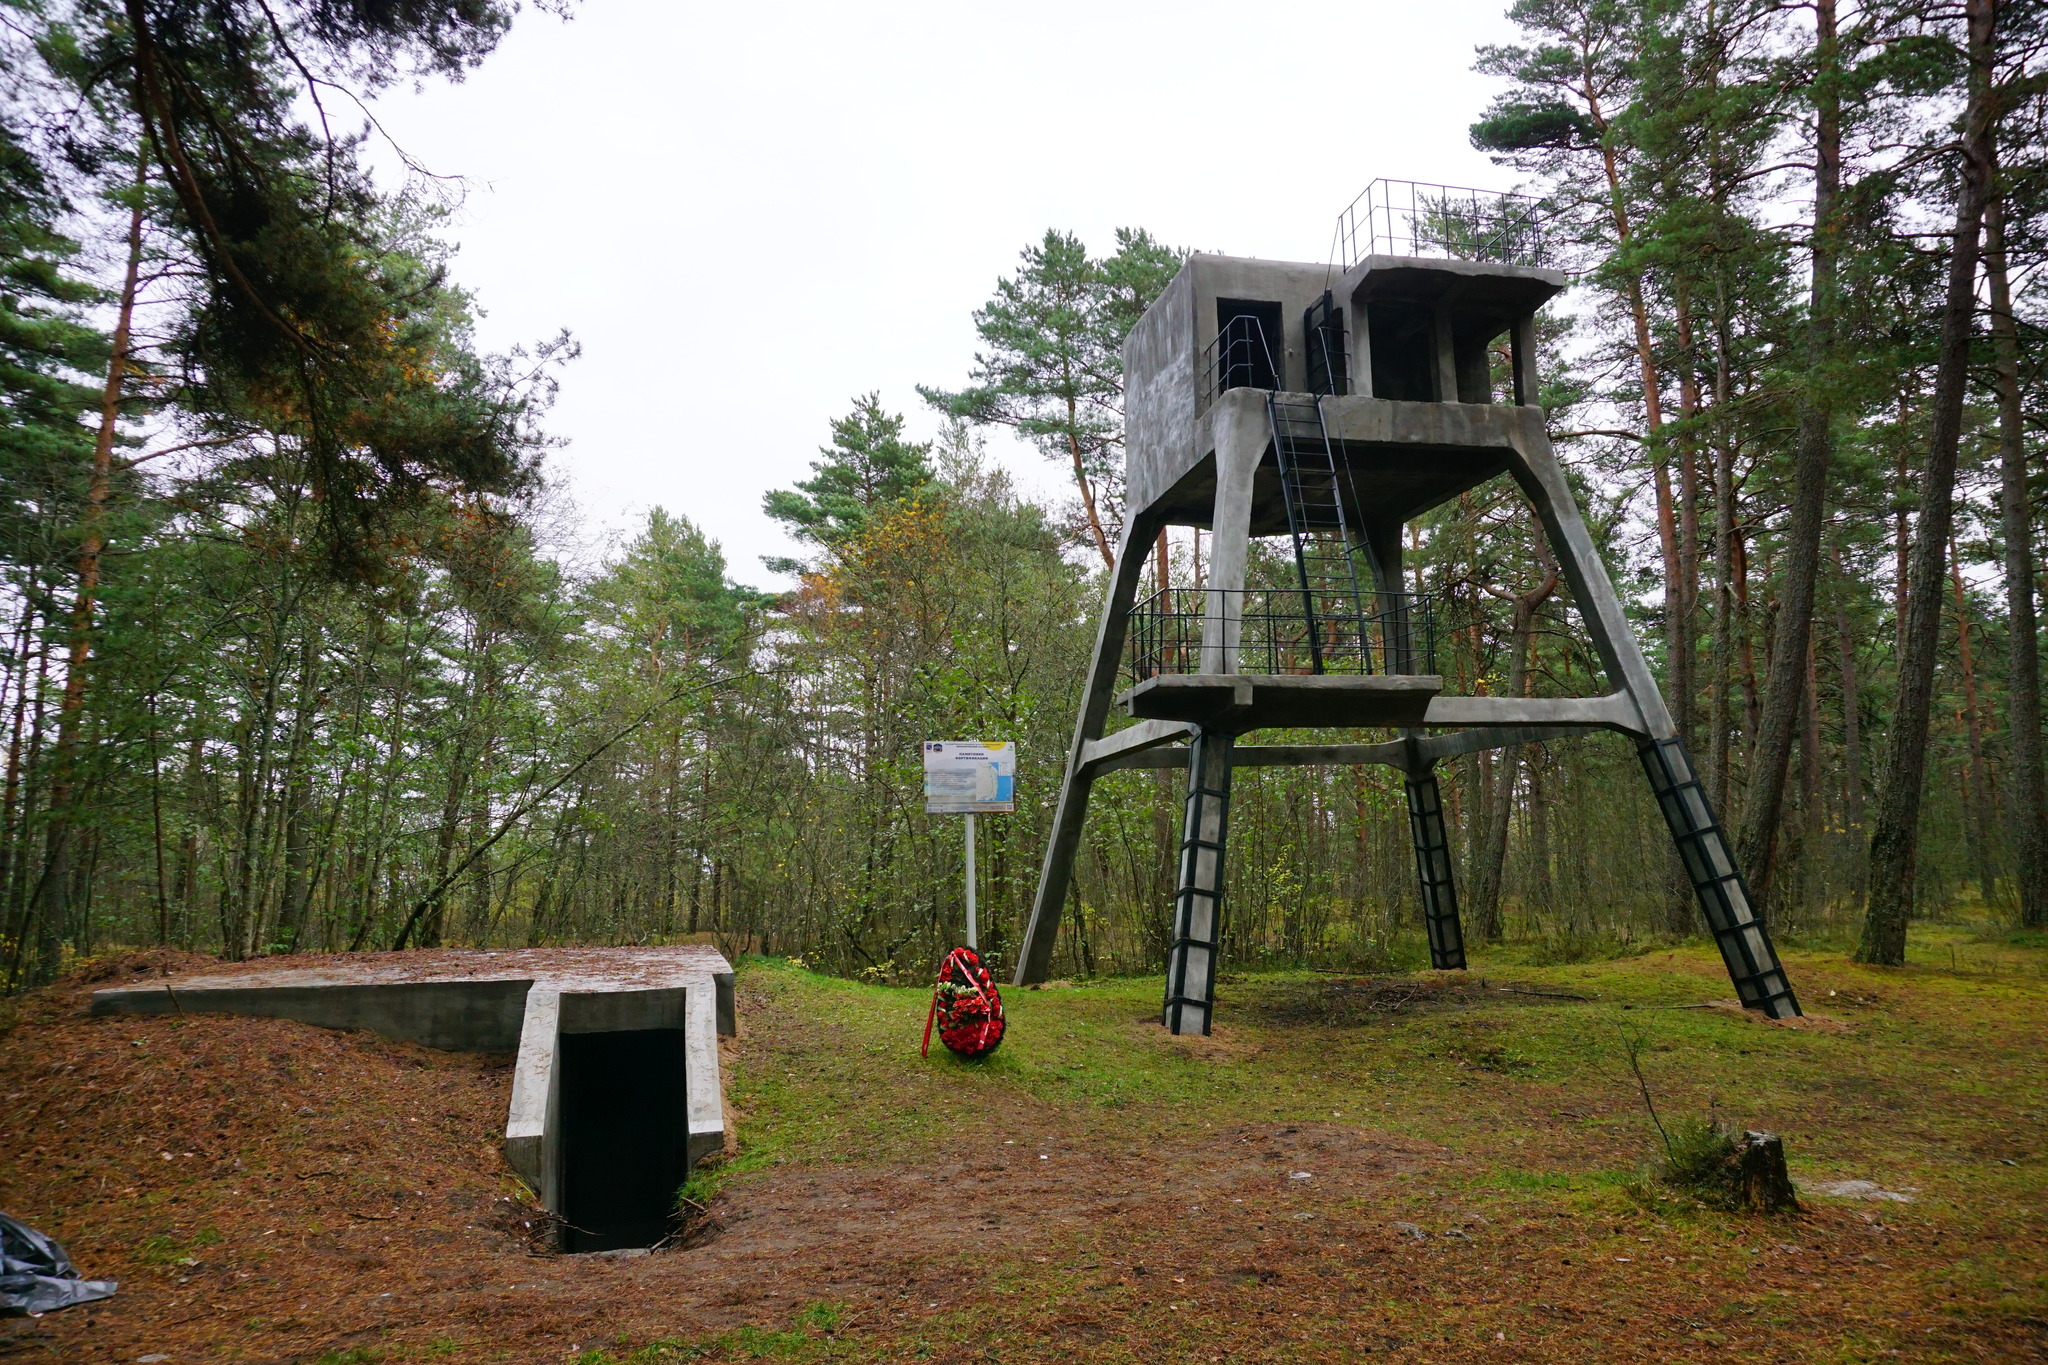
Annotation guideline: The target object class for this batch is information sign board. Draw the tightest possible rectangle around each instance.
[923,741,1015,814]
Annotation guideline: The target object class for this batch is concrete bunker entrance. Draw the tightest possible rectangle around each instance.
[85,949,738,1254]
[559,1026,690,1252]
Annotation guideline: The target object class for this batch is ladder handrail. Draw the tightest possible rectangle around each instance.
[1267,394,1372,675]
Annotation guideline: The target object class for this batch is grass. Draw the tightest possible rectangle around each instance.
[132,1226,223,1268]
[675,924,2048,1362]
[730,933,2043,1179]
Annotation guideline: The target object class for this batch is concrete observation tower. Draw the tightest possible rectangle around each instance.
[1011,181,1801,1033]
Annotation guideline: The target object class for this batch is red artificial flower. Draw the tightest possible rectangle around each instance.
[922,946,1006,1060]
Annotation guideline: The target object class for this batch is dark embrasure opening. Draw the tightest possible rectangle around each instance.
[558,1028,689,1252]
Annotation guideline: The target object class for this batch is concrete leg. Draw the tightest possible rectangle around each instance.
[1164,726,1234,1036]
[1404,768,1466,970]
[1504,416,1800,1016]
[1200,392,1271,673]
[1015,515,1162,985]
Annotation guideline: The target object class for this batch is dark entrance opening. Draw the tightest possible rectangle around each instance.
[1367,299,1437,401]
[1216,298,1282,392]
[558,1028,689,1252]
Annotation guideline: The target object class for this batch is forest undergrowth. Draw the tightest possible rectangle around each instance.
[0,927,2041,1364]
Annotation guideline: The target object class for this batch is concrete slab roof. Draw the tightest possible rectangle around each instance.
[91,944,734,998]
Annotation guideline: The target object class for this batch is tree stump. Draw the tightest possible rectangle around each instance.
[1735,1130,1798,1213]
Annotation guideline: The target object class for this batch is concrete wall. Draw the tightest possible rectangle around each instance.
[89,979,534,1052]
[503,988,562,1205]
[1125,255,1352,520]
[684,985,725,1166]
[1122,253,1568,529]
[1123,260,1195,517]
[712,972,736,1038]
[503,985,727,1211]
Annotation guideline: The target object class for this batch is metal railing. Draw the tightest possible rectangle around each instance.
[1196,315,1279,418]
[1126,587,1436,680]
[1334,179,1547,271]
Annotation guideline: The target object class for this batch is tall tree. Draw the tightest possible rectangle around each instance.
[1735,0,1842,911]
[1987,184,2048,929]
[763,394,935,558]
[1859,0,1998,965]
[922,228,1182,567]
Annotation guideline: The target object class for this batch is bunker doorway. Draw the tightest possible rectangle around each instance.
[1216,299,1282,392]
[558,1027,690,1252]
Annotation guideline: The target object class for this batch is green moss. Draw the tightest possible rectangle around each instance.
[576,1302,849,1363]
[133,1226,223,1268]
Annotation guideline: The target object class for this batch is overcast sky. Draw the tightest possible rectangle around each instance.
[362,0,1525,587]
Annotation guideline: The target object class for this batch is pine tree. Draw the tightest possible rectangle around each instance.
[763,394,936,558]
[921,228,1183,567]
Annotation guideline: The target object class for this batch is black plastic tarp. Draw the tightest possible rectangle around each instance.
[1,1212,117,1316]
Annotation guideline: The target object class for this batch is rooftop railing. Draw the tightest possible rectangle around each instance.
[1334,179,1547,272]
[1126,587,1436,681]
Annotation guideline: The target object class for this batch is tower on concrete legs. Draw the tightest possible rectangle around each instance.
[1014,181,1800,1032]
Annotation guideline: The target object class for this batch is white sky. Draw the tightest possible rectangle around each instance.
[362,0,1525,588]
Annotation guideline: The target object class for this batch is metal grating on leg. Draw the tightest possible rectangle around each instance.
[1164,728,1234,1036]
[1637,737,1801,1018]
[1404,772,1466,970]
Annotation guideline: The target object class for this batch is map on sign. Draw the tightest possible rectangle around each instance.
[923,741,1016,814]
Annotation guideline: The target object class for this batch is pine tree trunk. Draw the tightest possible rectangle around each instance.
[1859,0,1997,965]
[1667,290,1706,935]
[1832,547,1866,848]
[1949,550,2001,904]
[1985,191,2048,928]
[28,184,144,978]
[1735,0,1838,917]
[1709,338,1737,812]
[1795,638,1822,916]
[0,601,36,968]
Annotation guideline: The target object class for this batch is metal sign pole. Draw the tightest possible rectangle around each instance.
[965,812,978,950]
[924,740,1012,955]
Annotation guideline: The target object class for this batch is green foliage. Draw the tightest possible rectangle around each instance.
[1658,1115,1743,1207]
[919,227,1182,557]
[762,395,935,555]
[39,0,566,577]
[0,103,107,558]
[1470,97,1597,151]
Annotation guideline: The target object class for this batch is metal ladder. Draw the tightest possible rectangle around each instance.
[1638,736,1801,1017]
[1268,394,1373,673]
[1404,768,1467,969]
[1164,729,1233,1035]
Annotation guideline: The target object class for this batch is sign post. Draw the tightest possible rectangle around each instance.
[922,741,1016,951]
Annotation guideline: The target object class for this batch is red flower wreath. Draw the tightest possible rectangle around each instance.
[922,946,1006,1060]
